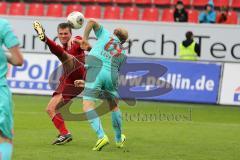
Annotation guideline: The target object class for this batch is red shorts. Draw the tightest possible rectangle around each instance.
[52,58,85,102]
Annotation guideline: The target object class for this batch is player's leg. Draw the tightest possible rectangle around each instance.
[111,105,126,148]
[46,93,72,145]
[83,99,109,151]
[82,69,109,151]
[33,21,70,63]
[0,133,12,160]
[104,70,126,148]
[0,86,13,160]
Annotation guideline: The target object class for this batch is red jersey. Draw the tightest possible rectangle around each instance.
[62,36,85,63]
[54,36,86,101]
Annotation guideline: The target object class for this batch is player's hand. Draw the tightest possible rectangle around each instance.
[74,39,91,51]
[74,80,85,88]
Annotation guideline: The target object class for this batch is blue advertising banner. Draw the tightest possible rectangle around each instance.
[119,58,222,104]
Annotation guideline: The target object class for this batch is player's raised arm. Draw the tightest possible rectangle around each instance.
[83,18,101,40]
[7,45,24,66]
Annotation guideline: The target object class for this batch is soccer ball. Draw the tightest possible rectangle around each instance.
[67,11,85,29]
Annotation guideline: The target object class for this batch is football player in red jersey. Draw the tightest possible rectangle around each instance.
[33,21,91,145]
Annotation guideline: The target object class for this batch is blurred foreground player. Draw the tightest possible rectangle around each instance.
[0,18,24,160]
[33,21,90,145]
[74,19,128,151]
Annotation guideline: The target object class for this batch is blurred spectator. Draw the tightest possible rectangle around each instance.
[199,0,216,23]
[217,7,228,24]
[174,1,188,22]
[178,31,200,61]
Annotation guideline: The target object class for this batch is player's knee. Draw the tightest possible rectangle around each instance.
[46,105,56,115]
[111,106,119,111]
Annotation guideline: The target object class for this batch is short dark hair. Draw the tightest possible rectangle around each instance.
[185,31,193,40]
[57,23,72,33]
[176,0,184,5]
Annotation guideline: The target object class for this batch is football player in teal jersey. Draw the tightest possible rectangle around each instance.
[0,18,23,160]
[74,18,128,151]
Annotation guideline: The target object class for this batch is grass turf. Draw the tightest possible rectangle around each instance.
[12,95,240,160]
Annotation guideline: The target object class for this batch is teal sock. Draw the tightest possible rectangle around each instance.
[111,110,122,142]
[86,109,105,139]
[0,142,12,160]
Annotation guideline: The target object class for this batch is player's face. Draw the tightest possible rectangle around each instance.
[57,28,72,45]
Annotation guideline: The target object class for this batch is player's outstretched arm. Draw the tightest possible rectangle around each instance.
[83,18,100,40]
[7,45,24,66]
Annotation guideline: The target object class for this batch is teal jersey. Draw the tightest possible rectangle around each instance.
[86,25,126,71]
[0,19,20,86]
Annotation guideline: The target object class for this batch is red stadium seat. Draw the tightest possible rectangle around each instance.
[65,4,82,16]
[188,10,199,23]
[0,2,7,15]
[142,8,159,21]
[192,0,208,7]
[9,2,26,15]
[153,0,171,6]
[85,5,101,19]
[74,0,92,2]
[216,11,238,24]
[226,11,238,24]
[122,6,139,20]
[104,6,121,19]
[115,0,132,4]
[214,0,229,8]
[172,0,191,6]
[28,3,44,16]
[162,9,174,22]
[97,0,112,3]
[231,0,240,8]
[46,4,63,17]
[135,0,152,5]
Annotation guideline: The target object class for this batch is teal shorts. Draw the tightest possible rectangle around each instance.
[0,85,13,140]
[83,67,119,101]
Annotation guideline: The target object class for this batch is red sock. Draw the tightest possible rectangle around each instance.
[52,113,69,135]
[46,37,65,57]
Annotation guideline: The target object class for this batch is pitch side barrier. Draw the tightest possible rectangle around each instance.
[7,53,222,104]
[219,63,240,106]
[2,15,240,63]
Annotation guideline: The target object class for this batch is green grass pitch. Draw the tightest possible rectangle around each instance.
[12,95,240,160]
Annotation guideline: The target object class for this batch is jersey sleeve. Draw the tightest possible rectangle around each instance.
[94,25,110,42]
[0,20,20,49]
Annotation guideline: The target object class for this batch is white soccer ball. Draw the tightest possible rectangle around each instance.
[67,11,85,29]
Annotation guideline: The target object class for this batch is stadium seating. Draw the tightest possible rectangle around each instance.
[142,8,159,21]
[46,4,63,17]
[172,0,191,6]
[214,0,229,8]
[65,4,82,16]
[122,6,139,20]
[104,6,121,19]
[192,0,208,7]
[216,11,238,24]
[135,0,152,5]
[85,5,101,19]
[28,3,44,16]
[1,1,239,25]
[97,0,112,3]
[0,2,7,15]
[114,0,132,4]
[226,11,238,24]
[188,9,199,23]
[153,0,171,6]
[9,2,26,15]
[231,0,240,8]
[162,9,174,22]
